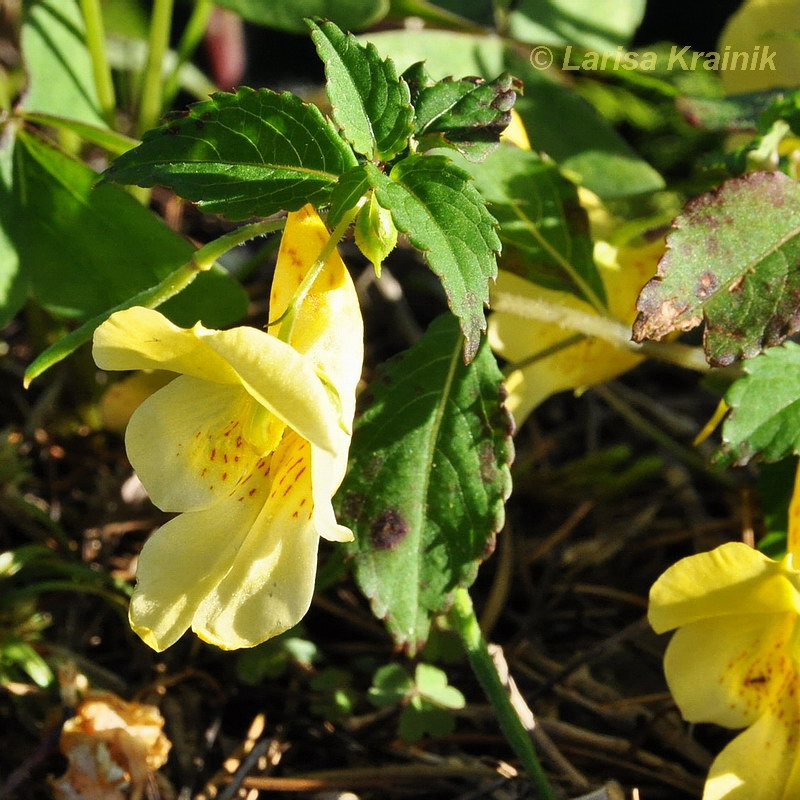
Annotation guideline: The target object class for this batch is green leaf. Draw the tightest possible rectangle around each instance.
[0,129,246,328]
[633,172,800,367]
[103,87,357,219]
[338,314,513,652]
[398,700,455,740]
[412,72,520,162]
[309,20,413,161]
[715,343,800,466]
[676,91,786,133]
[365,157,500,361]
[364,31,664,198]
[507,0,646,51]
[20,0,107,127]
[213,0,388,33]
[415,663,465,709]
[368,663,414,707]
[455,143,604,304]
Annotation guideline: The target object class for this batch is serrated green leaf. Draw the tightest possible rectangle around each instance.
[507,0,646,50]
[103,87,357,219]
[412,72,520,162]
[716,342,800,466]
[456,143,604,304]
[213,0,388,33]
[21,0,107,127]
[338,314,513,653]
[309,20,413,161]
[327,164,372,226]
[0,129,246,329]
[633,172,800,367]
[364,31,664,199]
[365,157,500,361]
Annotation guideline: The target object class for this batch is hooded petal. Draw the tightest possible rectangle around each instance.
[93,307,238,383]
[200,325,342,455]
[702,690,800,800]
[125,375,259,512]
[649,543,800,634]
[663,611,797,728]
[270,204,363,426]
[97,308,342,456]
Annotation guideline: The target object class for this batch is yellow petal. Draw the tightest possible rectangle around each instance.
[201,325,342,455]
[488,266,645,423]
[125,376,260,512]
[788,460,800,560]
[129,490,261,651]
[191,432,322,648]
[500,109,531,150]
[93,307,237,383]
[649,542,800,634]
[702,691,800,800]
[270,204,363,424]
[663,611,796,728]
[97,308,342,456]
[717,0,800,94]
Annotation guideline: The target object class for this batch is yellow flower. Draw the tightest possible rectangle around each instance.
[488,236,663,425]
[717,0,800,94]
[92,205,363,651]
[649,538,800,799]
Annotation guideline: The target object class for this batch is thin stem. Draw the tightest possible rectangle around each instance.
[163,0,214,108]
[80,0,116,126]
[592,383,736,485]
[138,0,174,134]
[274,206,361,343]
[23,219,283,388]
[491,288,710,373]
[448,587,556,800]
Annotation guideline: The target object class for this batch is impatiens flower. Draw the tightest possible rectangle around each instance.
[92,204,363,651]
[488,236,664,425]
[649,540,800,799]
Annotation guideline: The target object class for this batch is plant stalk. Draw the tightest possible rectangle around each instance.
[163,0,215,108]
[492,288,710,373]
[449,587,556,800]
[80,0,116,126]
[138,0,175,134]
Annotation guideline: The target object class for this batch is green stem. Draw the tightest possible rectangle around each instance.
[24,219,283,388]
[163,0,214,109]
[80,0,116,126]
[491,288,710,373]
[138,0,174,134]
[274,206,361,343]
[449,587,556,800]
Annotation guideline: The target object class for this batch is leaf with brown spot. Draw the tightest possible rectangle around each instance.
[633,171,800,367]
[336,314,513,653]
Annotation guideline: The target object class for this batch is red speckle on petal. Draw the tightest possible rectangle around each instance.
[295,466,306,480]
[210,448,216,461]
[222,472,228,481]
[248,488,257,496]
